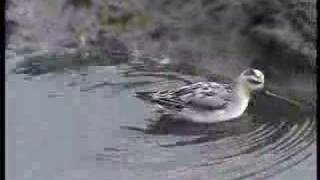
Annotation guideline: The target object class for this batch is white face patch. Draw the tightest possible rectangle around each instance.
[252,69,264,80]
[245,69,264,82]
[239,69,265,92]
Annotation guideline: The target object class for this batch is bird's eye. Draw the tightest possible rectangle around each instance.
[247,78,261,85]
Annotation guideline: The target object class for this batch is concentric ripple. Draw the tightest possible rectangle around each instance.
[114,54,316,180]
[7,48,316,180]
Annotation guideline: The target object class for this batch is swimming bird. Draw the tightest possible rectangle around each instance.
[135,68,265,123]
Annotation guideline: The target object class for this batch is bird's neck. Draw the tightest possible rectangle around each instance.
[233,78,250,95]
[230,81,251,113]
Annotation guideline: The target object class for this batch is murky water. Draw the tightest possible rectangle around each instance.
[6,48,316,180]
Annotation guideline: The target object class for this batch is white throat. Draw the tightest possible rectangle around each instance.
[226,81,252,118]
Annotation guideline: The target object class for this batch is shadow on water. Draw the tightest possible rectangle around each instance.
[124,87,314,140]
[7,48,316,180]
[129,90,315,179]
[119,57,315,179]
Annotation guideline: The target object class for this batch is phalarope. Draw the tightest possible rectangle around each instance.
[136,68,265,123]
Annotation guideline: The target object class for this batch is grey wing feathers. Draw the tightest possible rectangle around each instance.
[135,91,185,111]
[187,96,228,110]
[135,82,232,111]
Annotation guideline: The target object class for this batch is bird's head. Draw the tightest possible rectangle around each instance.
[238,68,265,92]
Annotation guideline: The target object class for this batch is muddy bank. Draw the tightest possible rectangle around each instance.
[6,0,316,103]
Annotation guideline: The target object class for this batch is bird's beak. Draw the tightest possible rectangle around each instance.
[262,90,301,107]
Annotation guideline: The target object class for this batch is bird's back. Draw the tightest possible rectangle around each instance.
[135,82,234,112]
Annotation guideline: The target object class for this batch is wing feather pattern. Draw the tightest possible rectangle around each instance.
[135,82,232,112]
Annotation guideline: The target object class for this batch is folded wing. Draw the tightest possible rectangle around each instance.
[135,82,232,112]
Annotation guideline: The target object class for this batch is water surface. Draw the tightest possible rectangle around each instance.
[6,48,316,180]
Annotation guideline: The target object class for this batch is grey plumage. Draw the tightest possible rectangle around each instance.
[136,68,265,123]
